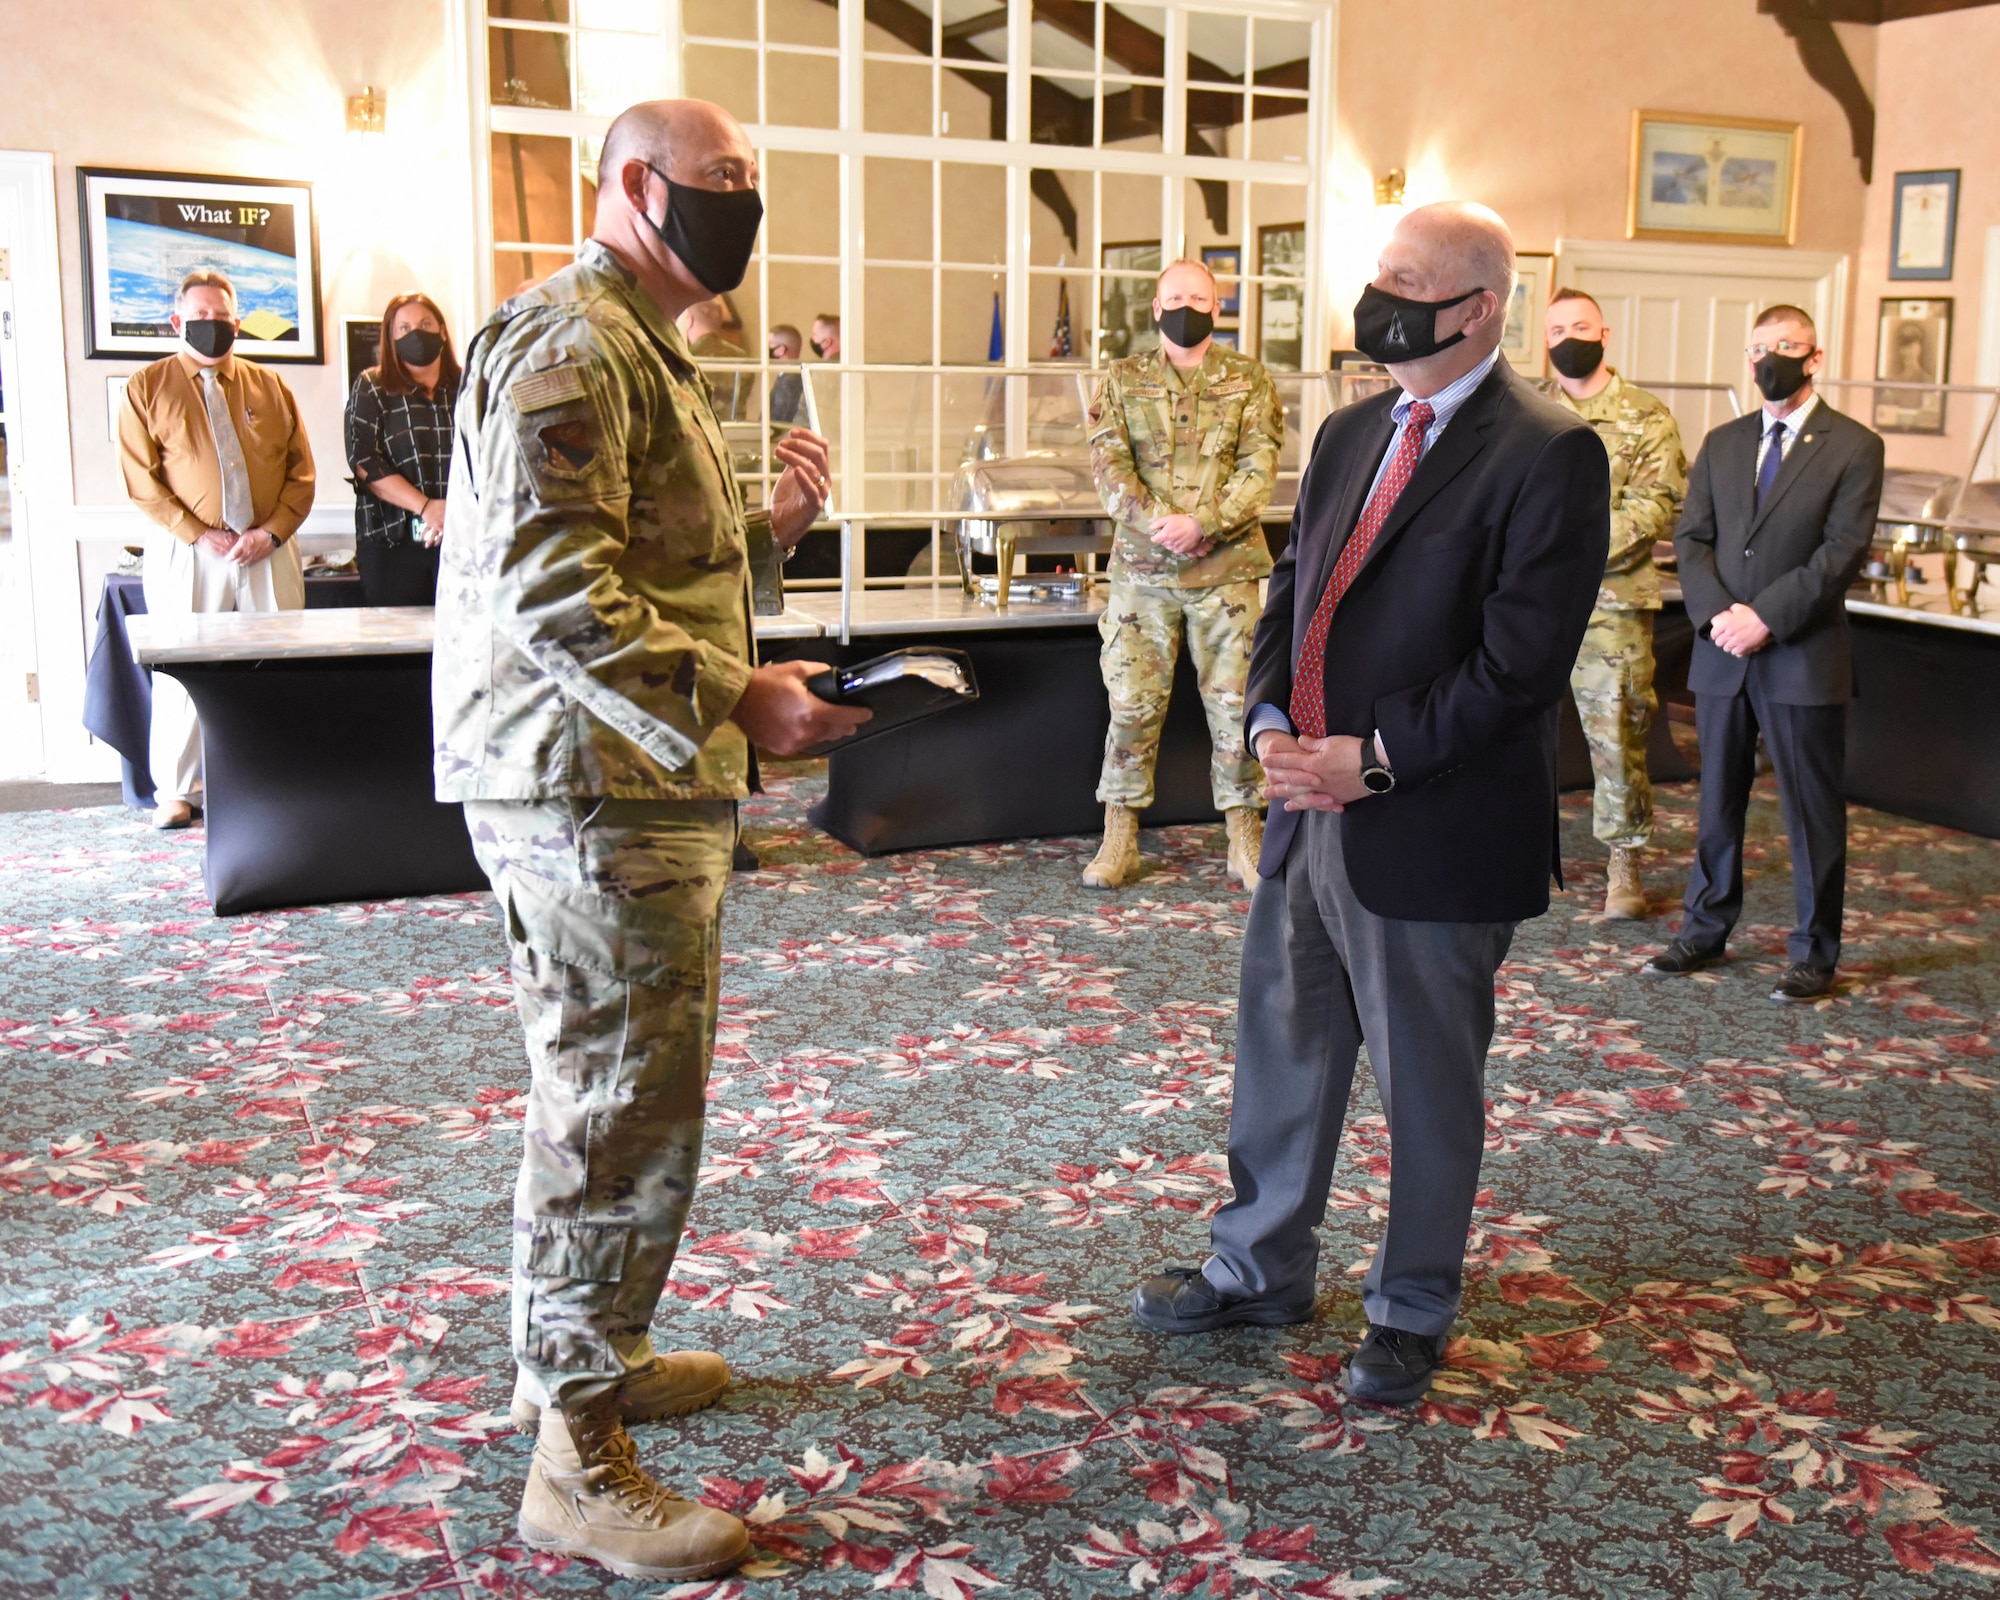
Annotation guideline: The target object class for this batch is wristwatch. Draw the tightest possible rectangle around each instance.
[1359,735,1395,795]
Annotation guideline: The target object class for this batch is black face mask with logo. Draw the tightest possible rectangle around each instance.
[1548,337,1606,381]
[394,328,445,367]
[643,166,765,294]
[1753,349,1813,403]
[1156,304,1215,349]
[1351,282,1480,365]
[183,318,237,359]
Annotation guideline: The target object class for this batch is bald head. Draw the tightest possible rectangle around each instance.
[1386,201,1515,310]
[597,99,752,196]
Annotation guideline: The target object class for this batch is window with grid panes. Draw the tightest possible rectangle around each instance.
[476,2,1327,513]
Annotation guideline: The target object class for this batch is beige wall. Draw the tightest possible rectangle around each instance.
[0,0,466,513]
[1855,7,2000,413]
[1331,0,1875,349]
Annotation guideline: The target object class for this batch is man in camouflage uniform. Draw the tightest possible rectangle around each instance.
[434,99,866,1583]
[1085,258,1284,892]
[1539,287,1688,918]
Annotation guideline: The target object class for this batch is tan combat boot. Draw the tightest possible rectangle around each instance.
[1224,807,1263,891]
[518,1382,750,1581]
[1603,846,1647,920]
[1081,803,1141,889]
[510,1350,730,1434]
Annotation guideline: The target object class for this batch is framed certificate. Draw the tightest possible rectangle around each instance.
[1889,169,1959,281]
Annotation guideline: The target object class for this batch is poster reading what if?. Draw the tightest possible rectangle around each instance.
[79,167,322,363]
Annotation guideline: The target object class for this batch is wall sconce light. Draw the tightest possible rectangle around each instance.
[1374,169,1407,209]
[346,86,387,136]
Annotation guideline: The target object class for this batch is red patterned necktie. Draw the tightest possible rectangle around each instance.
[1288,400,1435,739]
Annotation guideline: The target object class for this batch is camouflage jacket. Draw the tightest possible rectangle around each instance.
[1538,368,1686,612]
[434,240,772,802]
[1088,343,1282,588]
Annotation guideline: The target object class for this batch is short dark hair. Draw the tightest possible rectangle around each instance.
[1548,286,1601,315]
[813,312,840,328]
[1753,303,1815,336]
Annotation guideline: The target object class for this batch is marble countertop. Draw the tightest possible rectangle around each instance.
[786,586,1107,636]
[129,606,830,664]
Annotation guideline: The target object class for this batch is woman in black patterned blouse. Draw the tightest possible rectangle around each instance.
[344,292,460,605]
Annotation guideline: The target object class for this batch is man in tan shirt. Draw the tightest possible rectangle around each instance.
[117,269,315,827]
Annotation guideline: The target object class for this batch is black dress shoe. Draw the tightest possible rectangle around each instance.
[1643,938,1724,976]
[1342,1324,1446,1406]
[732,839,760,872]
[1131,1267,1314,1335]
[1770,963,1835,1003]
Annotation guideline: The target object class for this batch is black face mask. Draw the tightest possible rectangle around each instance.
[643,166,764,294]
[1548,337,1606,381]
[1754,350,1813,403]
[1156,304,1215,349]
[395,328,444,367]
[1352,282,1480,365]
[182,318,237,359]
[809,339,826,358]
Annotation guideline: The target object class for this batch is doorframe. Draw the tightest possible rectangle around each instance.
[1553,236,1850,383]
[0,151,85,782]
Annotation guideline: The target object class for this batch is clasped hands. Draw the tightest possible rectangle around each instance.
[1149,511,1215,559]
[1257,728,1379,813]
[196,526,278,566]
[1709,602,1772,657]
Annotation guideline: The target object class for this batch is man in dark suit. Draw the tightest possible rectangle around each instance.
[1130,202,1610,1407]
[1647,305,1884,1001]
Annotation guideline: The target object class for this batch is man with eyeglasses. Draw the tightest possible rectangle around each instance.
[1647,304,1884,1002]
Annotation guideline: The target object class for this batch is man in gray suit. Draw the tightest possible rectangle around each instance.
[1128,203,1609,1408]
[1647,304,1884,1001]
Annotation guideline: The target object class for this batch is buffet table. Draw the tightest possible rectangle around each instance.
[779,588,1232,855]
[1841,595,2000,838]
[127,606,826,915]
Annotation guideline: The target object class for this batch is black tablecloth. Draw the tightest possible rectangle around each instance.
[82,572,363,809]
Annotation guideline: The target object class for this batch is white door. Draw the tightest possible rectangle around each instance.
[1557,238,1849,449]
[0,222,44,777]
[0,152,84,783]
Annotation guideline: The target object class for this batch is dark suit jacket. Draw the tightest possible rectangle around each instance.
[1249,359,1609,922]
[1675,400,1884,704]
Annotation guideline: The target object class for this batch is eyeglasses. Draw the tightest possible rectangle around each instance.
[1747,338,1815,360]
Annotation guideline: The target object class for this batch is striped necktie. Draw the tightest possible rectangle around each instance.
[1289,400,1434,740]
[199,366,255,534]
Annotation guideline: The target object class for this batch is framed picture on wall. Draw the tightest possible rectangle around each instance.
[1889,170,1959,280]
[1626,111,1801,247]
[1501,251,1556,376]
[1100,241,1162,360]
[1210,328,1240,350]
[342,316,382,398]
[1201,246,1242,315]
[77,167,323,362]
[1256,222,1306,372]
[1874,296,1952,435]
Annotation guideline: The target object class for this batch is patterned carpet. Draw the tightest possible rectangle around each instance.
[1,765,1997,1600]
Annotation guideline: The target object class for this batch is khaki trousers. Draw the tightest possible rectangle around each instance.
[141,529,303,804]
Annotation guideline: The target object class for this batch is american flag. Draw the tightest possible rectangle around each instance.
[1049,279,1073,359]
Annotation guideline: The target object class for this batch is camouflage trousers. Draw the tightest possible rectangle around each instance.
[1569,608,1657,850]
[463,796,735,1409]
[1096,578,1263,812]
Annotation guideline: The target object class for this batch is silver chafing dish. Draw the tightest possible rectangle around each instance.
[1863,468,1958,605]
[947,456,1113,610]
[1862,470,2000,614]
[1943,481,2000,614]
